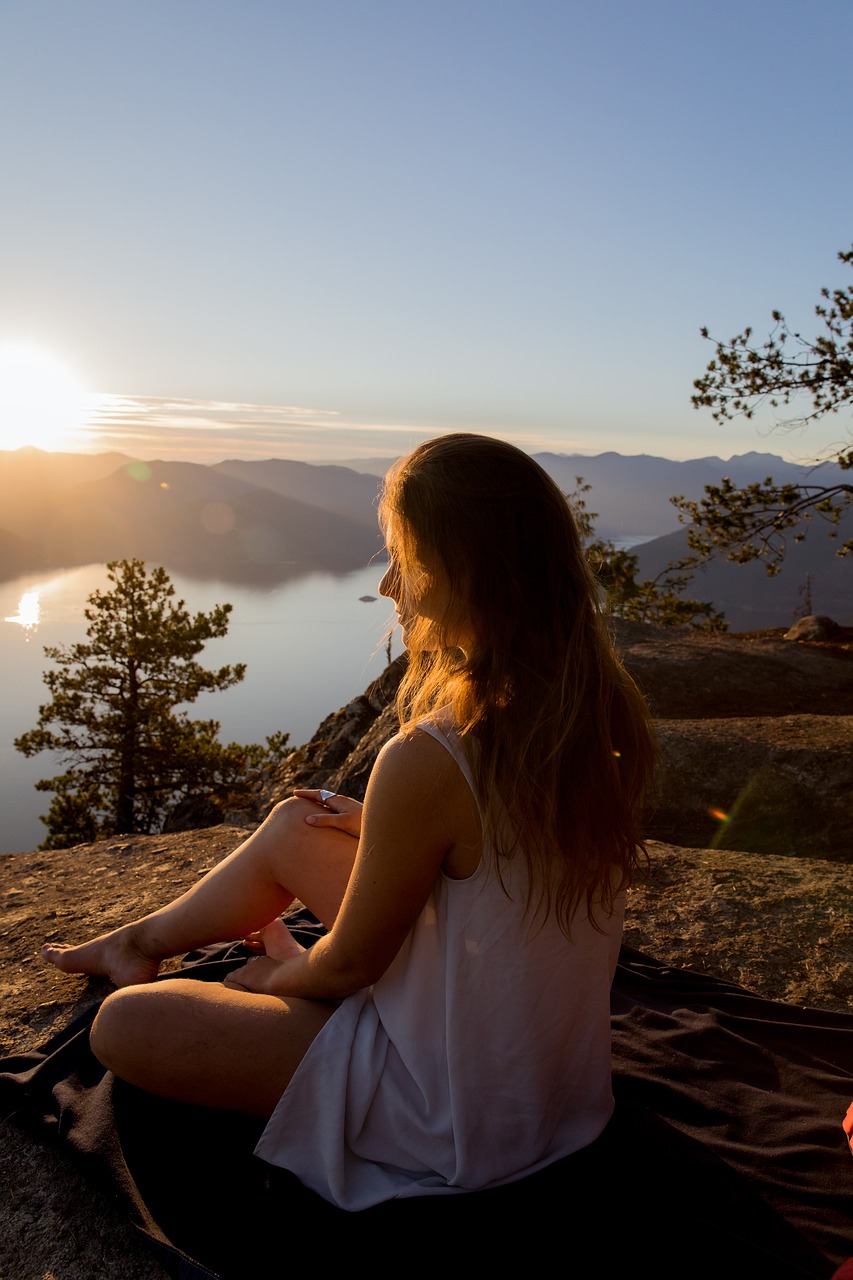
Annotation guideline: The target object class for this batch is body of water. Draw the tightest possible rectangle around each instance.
[1,562,395,854]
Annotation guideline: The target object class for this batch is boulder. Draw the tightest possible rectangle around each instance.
[260,656,406,808]
[784,614,843,642]
[245,623,853,862]
[651,715,852,859]
[610,618,853,718]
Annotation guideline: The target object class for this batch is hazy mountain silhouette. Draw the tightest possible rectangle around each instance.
[634,516,852,630]
[213,458,381,527]
[0,446,132,492]
[339,448,846,543]
[0,451,382,584]
[336,456,399,476]
[533,451,846,540]
[0,448,847,622]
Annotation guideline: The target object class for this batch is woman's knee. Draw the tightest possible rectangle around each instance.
[257,796,354,929]
[265,795,317,832]
[90,985,153,1076]
[259,796,331,868]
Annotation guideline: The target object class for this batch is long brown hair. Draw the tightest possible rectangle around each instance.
[379,433,655,933]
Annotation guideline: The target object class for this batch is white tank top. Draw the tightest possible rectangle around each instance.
[255,719,623,1209]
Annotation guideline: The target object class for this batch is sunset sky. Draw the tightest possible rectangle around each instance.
[1,0,851,465]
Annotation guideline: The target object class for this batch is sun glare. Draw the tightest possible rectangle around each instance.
[5,588,41,633]
[0,344,88,450]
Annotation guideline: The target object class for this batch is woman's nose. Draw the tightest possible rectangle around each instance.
[378,564,395,598]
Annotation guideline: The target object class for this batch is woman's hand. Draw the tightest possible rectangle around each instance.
[224,954,290,996]
[294,789,363,839]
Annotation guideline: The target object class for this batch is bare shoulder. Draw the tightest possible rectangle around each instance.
[367,728,482,878]
[370,726,464,796]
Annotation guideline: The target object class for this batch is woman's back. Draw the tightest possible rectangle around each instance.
[255,720,622,1209]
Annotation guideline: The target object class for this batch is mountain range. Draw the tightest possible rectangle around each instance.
[0,446,848,627]
[0,449,384,584]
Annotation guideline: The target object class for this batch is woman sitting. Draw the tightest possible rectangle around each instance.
[42,432,655,1210]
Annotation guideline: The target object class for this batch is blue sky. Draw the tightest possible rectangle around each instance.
[1,0,851,464]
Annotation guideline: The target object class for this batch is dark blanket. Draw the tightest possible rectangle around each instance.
[2,918,852,1279]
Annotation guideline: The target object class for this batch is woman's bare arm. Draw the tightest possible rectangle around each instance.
[225,730,466,1000]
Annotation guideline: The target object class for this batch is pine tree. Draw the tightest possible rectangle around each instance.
[15,559,284,848]
[685,245,853,569]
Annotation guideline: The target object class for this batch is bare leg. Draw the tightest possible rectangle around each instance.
[42,798,358,987]
[89,978,336,1115]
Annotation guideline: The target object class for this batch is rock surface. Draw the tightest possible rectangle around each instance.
[651,714,853,857]
[2,620,852,1279]
[3,830,850,1062]
[610,618,853,719]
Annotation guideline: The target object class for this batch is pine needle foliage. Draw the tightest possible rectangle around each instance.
[15,560,287,848]
[684,245,853,570]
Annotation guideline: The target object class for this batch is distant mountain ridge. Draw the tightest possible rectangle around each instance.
[533,450,846,539]
[0,449,383,584]
[339,447,847,540]
[213,458,382,528]
[0,447,847,626]
[634,520,851,631]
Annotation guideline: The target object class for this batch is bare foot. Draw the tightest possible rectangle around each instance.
[242,917,304,962]
[41,923,162,988]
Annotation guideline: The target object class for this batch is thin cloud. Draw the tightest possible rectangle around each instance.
[73,393,581,464]
[77,393,439,463]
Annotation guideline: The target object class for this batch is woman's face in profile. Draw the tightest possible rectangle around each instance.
[378,526,469,653]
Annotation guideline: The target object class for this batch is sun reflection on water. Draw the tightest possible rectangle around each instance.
[5,588,41,635]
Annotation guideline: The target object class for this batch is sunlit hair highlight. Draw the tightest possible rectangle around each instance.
[379,433,656,934]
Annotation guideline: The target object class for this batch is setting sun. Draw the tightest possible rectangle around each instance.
[0,344,88,451]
